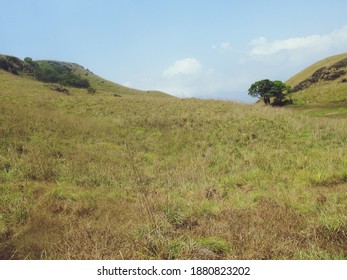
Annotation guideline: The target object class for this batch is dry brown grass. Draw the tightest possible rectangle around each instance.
[1,70,347,259]
[2,186,145,259]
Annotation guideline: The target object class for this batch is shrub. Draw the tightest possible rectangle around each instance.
[33,61,90,88]
[87,87,96,94]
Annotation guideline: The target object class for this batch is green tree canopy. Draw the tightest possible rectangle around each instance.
[24,57,33,64]
[248,79,292,106]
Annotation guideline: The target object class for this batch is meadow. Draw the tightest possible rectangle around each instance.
[1,70,346,259]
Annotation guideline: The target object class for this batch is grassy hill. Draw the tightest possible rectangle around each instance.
[37,60,170,97]
[1,56,347,260]
[287,53,347,105]
[0,54,171,98]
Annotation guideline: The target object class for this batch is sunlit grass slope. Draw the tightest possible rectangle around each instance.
[0,54,171,98]
[287,53,347,86]
[54,60,171,97]
[287,53,347,105]
[1,69,347,259]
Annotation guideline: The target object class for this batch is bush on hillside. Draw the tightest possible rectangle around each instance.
[87,86,96,94]
[33,61,90,88]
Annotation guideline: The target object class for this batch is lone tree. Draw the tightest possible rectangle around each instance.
[248,79,292,106]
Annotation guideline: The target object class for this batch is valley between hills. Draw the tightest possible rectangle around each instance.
[0,53,346,259]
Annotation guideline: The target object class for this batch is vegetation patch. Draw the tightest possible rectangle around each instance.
[30,60,90,88]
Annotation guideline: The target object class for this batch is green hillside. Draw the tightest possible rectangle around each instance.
[1,61,347,260]
[38,60,171,97]
[0,54,171,98]
[287,53,347,104]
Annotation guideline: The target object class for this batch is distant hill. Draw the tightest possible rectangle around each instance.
[0,54,171,98]
[286,53,347,104]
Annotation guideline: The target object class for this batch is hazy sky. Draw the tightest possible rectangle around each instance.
[1,0,347,101]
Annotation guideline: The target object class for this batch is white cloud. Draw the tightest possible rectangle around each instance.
[250,35,330,56]
[331,25,347,44]
[157,62,251,100]
[163,58,202,79]
[221,42,231,50]
[250,25,347,56]
[212,42,232,51]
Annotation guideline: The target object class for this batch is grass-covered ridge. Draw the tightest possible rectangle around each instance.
[0,54,170,97]
[1,69,347,259]
[286,53,347,105]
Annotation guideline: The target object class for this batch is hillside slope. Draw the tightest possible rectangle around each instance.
[0,54,171,98]
[38,60,171,97]
[1,64,347,259]
[286,53,347,104]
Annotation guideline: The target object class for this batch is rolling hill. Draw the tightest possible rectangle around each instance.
[286,53,347,104]
[0,54,171,98]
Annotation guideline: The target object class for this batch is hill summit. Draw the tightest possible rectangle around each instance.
[286,53,347,104]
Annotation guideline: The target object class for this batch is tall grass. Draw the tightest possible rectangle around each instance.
[1,70,347,259]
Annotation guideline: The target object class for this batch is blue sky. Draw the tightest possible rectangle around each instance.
[1,0,347,101]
